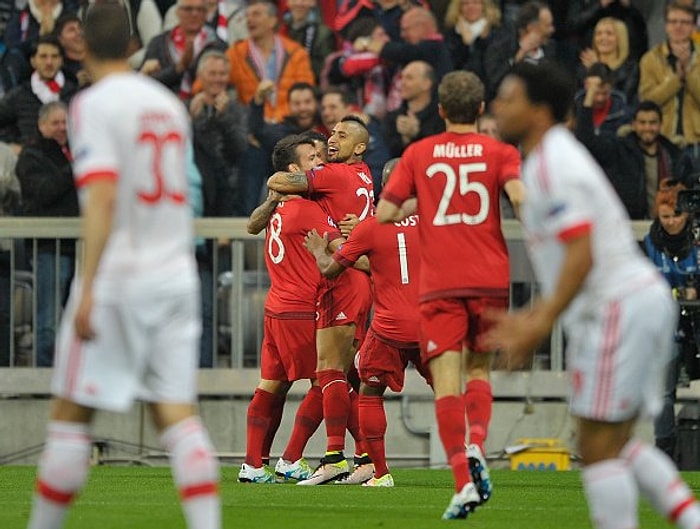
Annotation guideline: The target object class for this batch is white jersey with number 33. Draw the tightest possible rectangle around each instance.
[68,72,197,300]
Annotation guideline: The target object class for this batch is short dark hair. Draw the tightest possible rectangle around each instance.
[322,86,357,107]
[288,82,316,99]
[31,34,63,57]
[272,134,315,172]
[666,1,696,21]
[516,1,545,34]
[508,61,574,124]
[53,13,81,38]
[299,130,328,145]
[438,71,483,124]
[634,100,662,121]
[586,62,613,85]
[339,115,370,142]
[84,3,131,60]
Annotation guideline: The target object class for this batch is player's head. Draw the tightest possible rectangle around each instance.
[438,71,484,125]
[299,130,328,163]
[381,158,401,187]
[272,134,322,172]
[327,115,369,163]
[494,61,574,145]
[83,3,132,62]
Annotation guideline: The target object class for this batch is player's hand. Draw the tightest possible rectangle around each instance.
[74,290,96,341]
[482,307,550,371]
[339,213,360,237]
[304,229,328,256]
[267,189,288,203]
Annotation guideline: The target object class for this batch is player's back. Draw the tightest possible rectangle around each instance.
[388,131,520,300]
[70,72,195,297]
[341,215,422,344]
[522,125,660,320]
[265,197,338,316]
[306,161,375,223]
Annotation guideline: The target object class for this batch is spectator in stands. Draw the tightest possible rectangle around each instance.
[141,0,226,100]
[483,1,556,101]
[243,81,321,215]
[226,0,315,124]
[577,16,639,106]
[574,62,628,137]
[280,0,336,84]
[0,35,76,152]
[322,16,391,120]
[639,1,700,176]
[443,0,502,84]
[643,181,699,462]
[568,0,649,62]
[576,99,693,220]
[359,6,454,83]
[53,13,87,87]
[382,60,444,158]
[334,0,412,43]
[320,86,390,191]
[3,0,79,90]
[15,101,78,367]
[0,142,18,367]
[164,0,248,44]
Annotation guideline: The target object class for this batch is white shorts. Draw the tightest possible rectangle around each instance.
[567,280,677,422]
[52,284,201,412]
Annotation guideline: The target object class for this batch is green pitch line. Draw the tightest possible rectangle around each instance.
[2,467,699,528]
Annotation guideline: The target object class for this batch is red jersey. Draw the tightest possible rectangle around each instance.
[306,161,375,223]
[381,131,521,301]
[334,215,421,344]
[264,197,341,317]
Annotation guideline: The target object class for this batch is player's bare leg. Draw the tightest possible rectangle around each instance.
[465,350,494,502]
[430,351,480,519]
[580,417,700,529]
[27,399,94,529]
[149,402,220,529]
[298,324,355,485]
[240,379,291,483]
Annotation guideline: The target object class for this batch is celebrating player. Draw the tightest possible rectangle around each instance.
[376,71,525,519]
[487,61,700,529]
[27,5,220,529]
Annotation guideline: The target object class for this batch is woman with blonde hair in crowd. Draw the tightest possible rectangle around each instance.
[578,16,639,106]
[443,0,501,89]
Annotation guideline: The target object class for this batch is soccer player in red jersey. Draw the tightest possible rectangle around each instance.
[376,71,525,520]
[267,116,374,484]
[240,135,339,484]
[304,159,432,487]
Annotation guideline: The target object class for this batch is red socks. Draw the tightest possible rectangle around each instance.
[464,379,492,452]
[317,369,350,452]
[246,388,283,467]
[359,395,389,477]
[436,395,470,491]
[283,385,323,462]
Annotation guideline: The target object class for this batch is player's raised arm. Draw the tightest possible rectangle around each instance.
[376,198,404,223]
[267,170,309,194]
[247,189,284,235]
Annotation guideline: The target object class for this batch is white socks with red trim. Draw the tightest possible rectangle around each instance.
[582,458,638,529]
[622,439,700,529]
[27,421,91,529]
[160,416,221,529]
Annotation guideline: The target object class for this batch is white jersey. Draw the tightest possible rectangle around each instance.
[520,125,662,327]
[68,72,197,301]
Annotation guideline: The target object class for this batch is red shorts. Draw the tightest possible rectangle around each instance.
[358,326,432,392]
[316,268,372,337]
[419,297,508,362]
[260,316,316,381]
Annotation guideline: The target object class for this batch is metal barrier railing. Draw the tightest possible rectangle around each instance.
[0,217,652,370]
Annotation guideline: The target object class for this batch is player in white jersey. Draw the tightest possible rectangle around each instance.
[26,5,220,529]
[487,61,700,529]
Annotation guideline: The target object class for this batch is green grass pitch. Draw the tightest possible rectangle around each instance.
[2,466,699,528]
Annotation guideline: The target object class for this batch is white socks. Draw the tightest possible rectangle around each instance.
[582,459,638,529]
